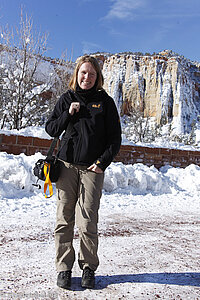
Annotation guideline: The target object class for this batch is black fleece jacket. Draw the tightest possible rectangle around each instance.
[45,88,121,171]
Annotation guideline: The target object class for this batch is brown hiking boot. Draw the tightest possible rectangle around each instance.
[81,267,95,289]
[57,270,72,289]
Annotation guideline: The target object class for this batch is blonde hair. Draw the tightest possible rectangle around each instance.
[69,55,104,91]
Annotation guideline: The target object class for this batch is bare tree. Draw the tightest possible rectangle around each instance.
[0,9,54,129]
[51,49,74,100]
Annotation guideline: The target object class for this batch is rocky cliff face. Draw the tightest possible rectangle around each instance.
[96,50,200,135]
[2,43,200,137]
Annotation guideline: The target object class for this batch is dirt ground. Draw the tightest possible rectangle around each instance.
[1,212,200,299]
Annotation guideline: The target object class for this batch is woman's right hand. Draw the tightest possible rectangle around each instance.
[69,102,80,115]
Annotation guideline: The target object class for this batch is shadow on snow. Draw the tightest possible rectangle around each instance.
[70,272,200,291]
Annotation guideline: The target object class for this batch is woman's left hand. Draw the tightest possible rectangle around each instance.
[87,164,103,173]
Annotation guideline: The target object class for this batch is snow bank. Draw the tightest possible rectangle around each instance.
[0,126,50,139]
[0,152,44,199]
[104,162,171,193]
[1,152,200,200]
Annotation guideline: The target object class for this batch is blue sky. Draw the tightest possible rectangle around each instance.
[0,0,200,62]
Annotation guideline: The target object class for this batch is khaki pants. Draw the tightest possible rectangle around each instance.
[55,161,104,272]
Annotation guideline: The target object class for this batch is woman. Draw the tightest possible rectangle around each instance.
[45,55,121,289]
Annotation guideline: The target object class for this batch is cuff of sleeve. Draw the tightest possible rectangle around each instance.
[94,159,105,172]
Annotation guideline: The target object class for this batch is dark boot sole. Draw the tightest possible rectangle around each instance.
[81,282,95,289]
[57,283,71,290]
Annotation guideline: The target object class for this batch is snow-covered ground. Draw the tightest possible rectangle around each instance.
[1,125,200,299]
[0,147,200,299]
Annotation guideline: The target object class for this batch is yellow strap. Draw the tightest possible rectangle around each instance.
[44,162,53,198]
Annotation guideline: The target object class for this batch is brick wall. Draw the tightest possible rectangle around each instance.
[1,133,200,169]
[114,144,200,168]
[0,134,59,157]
